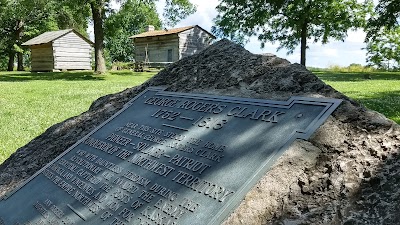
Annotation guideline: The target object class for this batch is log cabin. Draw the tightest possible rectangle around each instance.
[130,25,215,65]
[22,29,93,72]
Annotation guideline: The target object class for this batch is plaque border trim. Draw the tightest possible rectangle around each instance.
[1,87,342,225]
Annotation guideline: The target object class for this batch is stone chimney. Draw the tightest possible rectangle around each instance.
[146,25,155,32]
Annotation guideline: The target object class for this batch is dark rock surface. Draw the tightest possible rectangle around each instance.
[1,40,399,224]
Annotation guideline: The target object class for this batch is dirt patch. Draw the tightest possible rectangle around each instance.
[1,40,399,224]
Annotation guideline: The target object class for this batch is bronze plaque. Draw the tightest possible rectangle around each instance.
[0,87,341,224]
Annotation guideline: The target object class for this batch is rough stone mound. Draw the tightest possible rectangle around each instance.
[1,39,399,224]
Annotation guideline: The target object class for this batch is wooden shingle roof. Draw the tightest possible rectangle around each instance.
[129,25,215,39]
[22,29,93,46]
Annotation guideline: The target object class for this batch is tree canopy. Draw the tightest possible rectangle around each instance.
[0,0,56,71]
[213,0,371,66]
[365,27,400,70]
[162,0,196,28]
[104,0,162,63]
[363,0,400,70]
[53,1,91,34]
[367,0,400,38]
[0,0,90,71]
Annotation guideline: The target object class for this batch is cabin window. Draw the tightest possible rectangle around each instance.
[167,49,173,62]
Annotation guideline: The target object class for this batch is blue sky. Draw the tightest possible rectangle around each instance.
[105,0,369,68]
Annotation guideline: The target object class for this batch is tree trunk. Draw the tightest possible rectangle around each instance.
[300,22,308,66]
[17,52,23,71]
[16,20,24,71]
[91,1,106,74]
[7,51,15,71]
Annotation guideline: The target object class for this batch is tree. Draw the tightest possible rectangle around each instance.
[213,0,371,66]
[52,1,91,34]
[89,0,108,73]
[104,0,161,62]
[0,0,56,71]
[0,0,7,70]
[162,0,196,28]
[365,27,400,70]
[364,1,400,70]
[367,0,400,39]
[64,0,196,74]
[0,0,90,71]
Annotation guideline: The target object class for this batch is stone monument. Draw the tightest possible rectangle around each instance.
[0,40,399,224]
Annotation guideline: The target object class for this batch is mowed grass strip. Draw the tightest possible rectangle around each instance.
[316,71,400,124]
[0,70,156,163]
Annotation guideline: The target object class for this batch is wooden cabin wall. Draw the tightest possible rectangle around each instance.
[178,27,214,59]
[52,32,92,70]
[134,35,179,63]
[31,43,54,71]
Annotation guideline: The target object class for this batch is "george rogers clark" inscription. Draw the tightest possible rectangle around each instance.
[145,96,286,125]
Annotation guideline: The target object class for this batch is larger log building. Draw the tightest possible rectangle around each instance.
[130,25,215,64]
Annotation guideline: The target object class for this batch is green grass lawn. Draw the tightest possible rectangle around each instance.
[315,71,400,124]
[0,70,399,164]
[0,70,156,163]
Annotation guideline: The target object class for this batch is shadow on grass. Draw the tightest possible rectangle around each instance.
[0,71,104,82]
[108,70,160,77]
[107,71,134,76]
[315,71,400,82]
[348,90,400,124]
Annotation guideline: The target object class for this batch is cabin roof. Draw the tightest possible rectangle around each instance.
[130,25,216,39]
[22,29,93,46]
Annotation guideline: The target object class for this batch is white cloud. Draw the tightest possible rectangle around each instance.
[244,36,279,55]
[110,1,121,10]
[345,29,366,43]
[174,0,219,30]
[322,48,338,57]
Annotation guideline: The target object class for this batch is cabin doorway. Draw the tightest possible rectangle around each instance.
[167,49,173,62]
